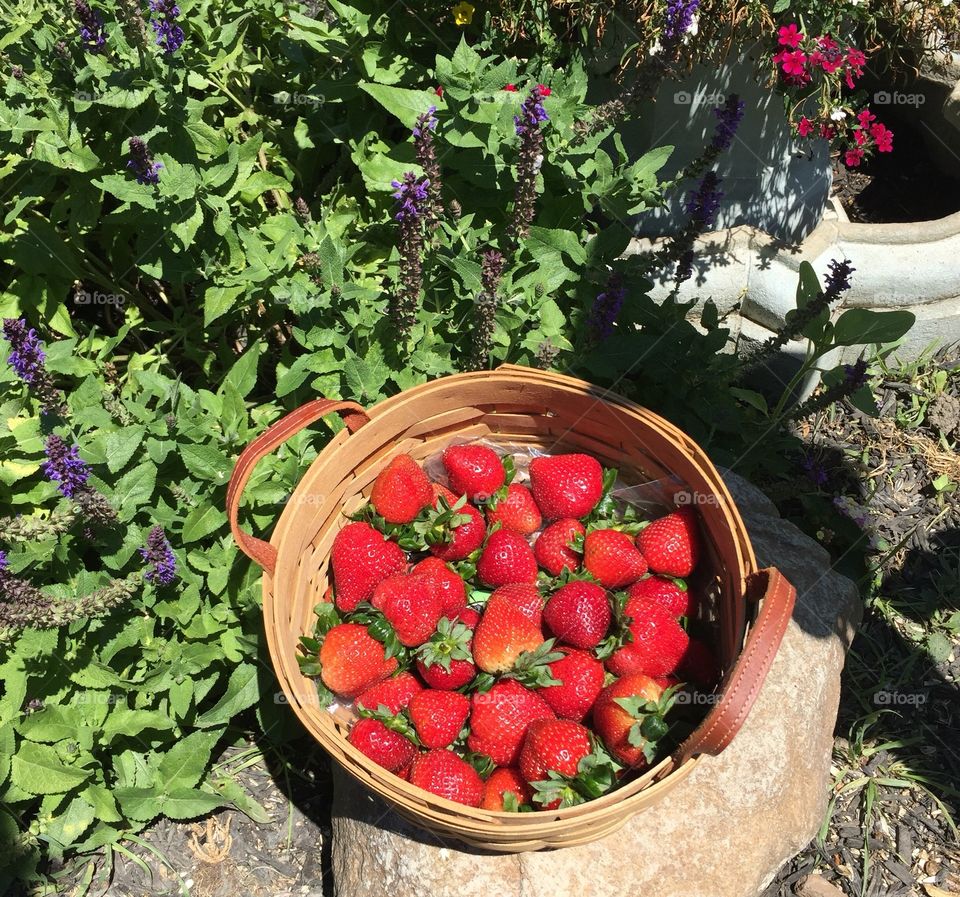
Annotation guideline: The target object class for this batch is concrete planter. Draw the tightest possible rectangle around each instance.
[629,202,960,361]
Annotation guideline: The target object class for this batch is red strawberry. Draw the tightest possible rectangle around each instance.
[481,767,532,811]
[519,718,592,784]
[637,507,701,577]
[455,607,481,629]
[607,597,689,678]
[538,648,605,721]
[412,556,467,617]
[490,583,544,627]
[486,484,542,535]
[528,454,603,519]
[319,623,398,699]
[415,617,478,690]
[467,679,555,766]
[381,581,444,647]
[472,593,544,674]
[534,518,585,576]
[330,522,407,612]
[592,673,668,767]
[442,444,506,502]
[370,573,435,613]
[542,581,611,650]
[583,529,648,589]
[407,689,470,749]
[424,488,487,562]
[348,717,416,773]
[679,637,720,686]
[355,671,423,715]
[476,529,538,587]
[408,749,484,807]
[370,453,432,524]
[627,575,695,618]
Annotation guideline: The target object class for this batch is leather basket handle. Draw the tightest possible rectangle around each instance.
[227,398,370,576]
[673,567,796,764]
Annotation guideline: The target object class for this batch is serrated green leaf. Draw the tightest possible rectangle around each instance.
[11,742,90,794]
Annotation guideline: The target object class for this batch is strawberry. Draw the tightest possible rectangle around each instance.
[528,454,603,520]
[319,623,398,699]
[467,679,555,766]
[637,507,701,577]
[542,581,611,650]
[583,529,648,589]
[606,596,689,678]
[486,484,541,535]
[476,529,538,587]
[421,489,487,562]
[490,583,544,627]
[679,637,720,686]
[330,522,407,612]
[534,518,585,576]
[412,557,467,617]
[519,718,592,784]
[415,617,477,690]
[538,648,605,721]
[373,573,443,647]
[455,607,480,629]
[481,767,532,811]
[472,593,545,674]
[370,453,433,524]
[626,575,695,618]
[592,673,672,767]
[408,689,470,749]
[442,444,506,502]
[408,749,484,807]
[348,717,417,773]
[355,671,422,715]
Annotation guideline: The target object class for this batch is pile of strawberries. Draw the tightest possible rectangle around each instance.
[298,444,718,811]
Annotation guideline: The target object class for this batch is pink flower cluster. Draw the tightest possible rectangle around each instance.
[773,23,894,168]
[773,24,865,89]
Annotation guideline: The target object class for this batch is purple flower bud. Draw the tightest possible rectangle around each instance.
[684,170,724,230]
[587,275,628,341]
[391,172,430,222]
[43,435,91,499]
[74,0,106,53]
[412,105,438,139]
[711,94,745,152]
[148,0,184,53]
[663,0,700,44]
[126,137,163,186]
[2,318,46,385]
[140,525,176,585]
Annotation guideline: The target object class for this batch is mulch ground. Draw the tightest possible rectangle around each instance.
[762,349,960,896]
[46,354,960,897]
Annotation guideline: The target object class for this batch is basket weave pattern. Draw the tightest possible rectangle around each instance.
[228,365,796,851]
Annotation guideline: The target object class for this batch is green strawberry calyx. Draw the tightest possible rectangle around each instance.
[356,702,421,746]
[615,684,683,763]
[504,639,564,689]
[530,741,621,808]
[412,494,474,548]
[415,616,474,672]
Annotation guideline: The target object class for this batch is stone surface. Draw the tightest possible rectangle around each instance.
[329,472,861,897]
[795,873,847,897]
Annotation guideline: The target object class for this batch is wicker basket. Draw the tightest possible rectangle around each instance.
[228,365,796,851]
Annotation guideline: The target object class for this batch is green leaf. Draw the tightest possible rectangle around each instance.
[181,504,227,543]
[15,707,78,744]
[157,729,223,791]
[161,787,226,820]
[195,664,259,728]
[41,796,96,848]
[113,462,156,521]
[343,347,388,402]
[180,444,232,483]
[11,742,90,794]
[114,787,163,823]
[832,309,916,347]
[204,285,246,327]
[729,387,768,414]
[105,426,146,474]
[223,343,261,399]
[796,261,822,310]
[101,709,176,738]
[358,84,442,128]
[92,174,157,210]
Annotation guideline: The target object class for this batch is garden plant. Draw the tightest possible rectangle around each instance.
[0,0,955,892]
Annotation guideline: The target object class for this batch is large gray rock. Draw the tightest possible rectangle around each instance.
[329,472,861,897]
